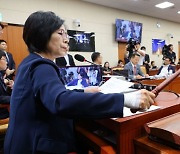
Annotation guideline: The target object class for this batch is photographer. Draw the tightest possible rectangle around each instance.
[166,44,176,65]
[162,44,176,65]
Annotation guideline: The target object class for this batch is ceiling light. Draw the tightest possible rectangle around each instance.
[155,2,174,9]
[178,11,180,14]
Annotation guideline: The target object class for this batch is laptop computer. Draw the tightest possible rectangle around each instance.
[59,65,102,89]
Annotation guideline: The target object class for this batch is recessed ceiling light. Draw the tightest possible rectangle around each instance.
[155,1,174,9]
[178,11,180,14]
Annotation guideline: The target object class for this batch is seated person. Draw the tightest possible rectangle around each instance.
[91,52,103,82]
[55,52,75,67]
[117,59,124,68]
[67,72,89,88]
[124,53,148,80]
[103,61,111,75]
[0,50,14,119]
[91,52,102,65]
[151,61,157,69]
[157,57,175,76]
[0,40,16,80]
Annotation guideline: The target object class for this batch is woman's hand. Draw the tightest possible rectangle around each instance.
[84,86,100,93]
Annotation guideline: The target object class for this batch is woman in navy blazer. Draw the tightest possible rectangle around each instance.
[4,11,155,154]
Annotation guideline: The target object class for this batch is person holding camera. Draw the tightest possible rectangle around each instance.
[166,44,176,65]
[134,42,145,66]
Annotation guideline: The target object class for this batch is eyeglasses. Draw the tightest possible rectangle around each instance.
[58,30,69,39]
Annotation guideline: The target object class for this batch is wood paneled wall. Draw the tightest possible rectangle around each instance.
[0,23,28,68]
[118,42,127,63]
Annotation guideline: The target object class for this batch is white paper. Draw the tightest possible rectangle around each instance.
[99,77,134,94]
[111,105,161,120]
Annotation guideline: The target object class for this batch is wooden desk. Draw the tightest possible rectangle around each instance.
[141,77,180,94]
[149,69,158,76]
[76,92,180,154]
[134,136,180,154]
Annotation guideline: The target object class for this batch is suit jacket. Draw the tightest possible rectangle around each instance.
[4,53,124,154]
[144,54,150,63]
[157,65,175,75]
[124,62,144,80]
[6,52,16,70]
[55,54,75,67]
[0,75,10,119]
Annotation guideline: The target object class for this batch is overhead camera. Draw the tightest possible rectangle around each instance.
[73,19,81,27]
[167,33,173,39]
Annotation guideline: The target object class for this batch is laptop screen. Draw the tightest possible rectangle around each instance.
[59,65,102,89]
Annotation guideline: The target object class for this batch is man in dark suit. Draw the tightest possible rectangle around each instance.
[0,50,14,119]
[56,54,75,67]
[124,53,149,80]
[157,57,175,76]
[141,46,150,74]
[0,40,16,79]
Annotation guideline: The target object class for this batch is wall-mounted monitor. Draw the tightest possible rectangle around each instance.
[68,30,95,52]
[115,19,143,43]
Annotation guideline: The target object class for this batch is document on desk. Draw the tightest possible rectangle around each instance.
[111,105,161,120]
[123,105,161,117]
[99,77,135,94]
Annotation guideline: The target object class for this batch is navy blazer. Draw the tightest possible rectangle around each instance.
[157,65,175,75]
[55,54,75,67]
[6,52,16,70]
[4,53,124,154]
[124,62,144,80]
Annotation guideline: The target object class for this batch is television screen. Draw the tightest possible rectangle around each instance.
[115,19,143,43]
[59,65,102,89]
[68,30,95,52]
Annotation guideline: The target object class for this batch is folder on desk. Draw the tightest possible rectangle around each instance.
[144,112,180,149]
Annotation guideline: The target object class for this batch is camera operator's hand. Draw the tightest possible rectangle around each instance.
[124,89,155,109]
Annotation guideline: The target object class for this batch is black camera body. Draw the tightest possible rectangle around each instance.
[126,38,138,58]
[162,45,169,59]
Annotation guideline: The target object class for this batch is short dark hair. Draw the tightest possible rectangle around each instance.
[118,59,123,64]
[165,57,172,62]
[91,52,101,62]
[0,23,4,29]
[23,11,64,53]
[140,46,146,50]
[0,40,7,44]
[0,50,6,59]
[151,61,155,65]
[131,53,140,59]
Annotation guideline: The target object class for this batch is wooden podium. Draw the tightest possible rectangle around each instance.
[144,112,180,149]
[76,92,180,154]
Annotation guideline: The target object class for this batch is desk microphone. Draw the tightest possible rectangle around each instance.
[74,54,95,65]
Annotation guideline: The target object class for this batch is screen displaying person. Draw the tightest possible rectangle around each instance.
[4,11,155,154]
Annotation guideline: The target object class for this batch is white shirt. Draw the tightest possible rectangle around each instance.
[159,65,169,76]
[64,54,70,66]
[138,50,145,65]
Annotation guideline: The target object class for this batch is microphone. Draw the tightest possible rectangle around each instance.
[74,54,129,78]
[74,54,97,65]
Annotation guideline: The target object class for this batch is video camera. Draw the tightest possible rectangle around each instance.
[162,44,169,59]
[126,38,139,58]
